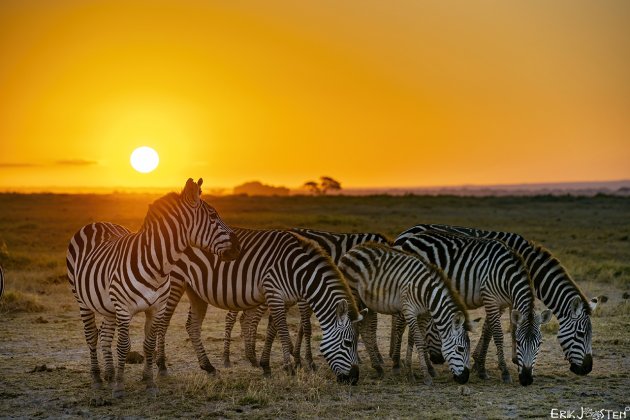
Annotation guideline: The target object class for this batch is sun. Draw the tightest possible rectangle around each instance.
[130,146,159,173]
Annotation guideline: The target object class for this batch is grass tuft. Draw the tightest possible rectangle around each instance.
[0,290,45,313]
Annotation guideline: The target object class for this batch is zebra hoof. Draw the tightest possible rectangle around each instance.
[146,386,159,398]
[502,371,512,384]
[223,360,232,369]
[427,365,437,378]
[308,362,317,372]
[283,364,296,376]
[91,381,103,390]
[201,364,217,375]
[391,366,401,376]
[423,376,433,386]
[374,365,385,379]
[158,368,169,377]
[112,387,125,399]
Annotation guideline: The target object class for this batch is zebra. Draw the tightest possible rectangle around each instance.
[394,230,552,386]
[396,223,594,376]
[337,243,471,385]
[66,178,240,398]
[224,229,391,370]
[158,228,365,384]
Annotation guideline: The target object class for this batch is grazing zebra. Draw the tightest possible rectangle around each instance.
[397,223,594,376]
[0,265,4,299]
[337,243,471,385]
[159,228,365,384]
[224,229,391,369]
[66,178,239,398]
[394,230,552,386]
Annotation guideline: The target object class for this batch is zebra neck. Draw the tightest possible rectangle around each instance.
[426,286,455,331]
[140,219,188,276]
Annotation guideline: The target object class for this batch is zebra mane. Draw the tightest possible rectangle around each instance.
[142,192,181,228]
[364,242,472,331]
[528,240,592,315]
[289,232,361,321]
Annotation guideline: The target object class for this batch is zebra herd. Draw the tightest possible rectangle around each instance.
[65,179,595,398]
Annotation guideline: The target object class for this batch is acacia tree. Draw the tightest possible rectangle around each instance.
[320,176,341,194]
[303,181,321,195]
[302,176,342,195]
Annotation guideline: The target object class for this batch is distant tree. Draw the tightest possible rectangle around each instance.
[233,181,290,196]
[320,176,342,195]
[302,176,342,195]
[303,181,321,195]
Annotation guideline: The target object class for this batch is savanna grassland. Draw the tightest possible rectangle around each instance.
[0,193,629,419]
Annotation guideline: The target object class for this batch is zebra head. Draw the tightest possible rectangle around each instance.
[440,311,471,384]
[559,296,593,376]
[319,299,364,385]
[511,308,553,386]
[181,178,240,261]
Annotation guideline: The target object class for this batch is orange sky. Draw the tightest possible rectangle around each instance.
[1,0,629,191]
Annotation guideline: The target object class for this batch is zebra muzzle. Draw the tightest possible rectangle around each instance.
[453,367,469,384]
[336,364,360,386]
[221,234,241,261]
[518,367,534,386]
[570,354,592,376]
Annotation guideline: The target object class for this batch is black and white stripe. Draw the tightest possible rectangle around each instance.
[394,230,551,386]
[398,223,593,375]
[338,243,471,385]
[225,229,391,370]
[160,228,364,384]
[66,178,239,398]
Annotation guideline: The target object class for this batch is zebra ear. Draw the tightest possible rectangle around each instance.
[336,299,349,319]
[452,311,465,330]
[540,309,553,325]
[353,307,368,323]
[510,309,524,326]
[571,296,585,316]
[183,178,201,206]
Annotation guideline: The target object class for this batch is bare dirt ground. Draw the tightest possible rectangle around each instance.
[1,194,629,419]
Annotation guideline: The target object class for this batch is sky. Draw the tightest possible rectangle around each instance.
[1,0,629,191]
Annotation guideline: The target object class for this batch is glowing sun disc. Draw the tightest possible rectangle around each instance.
[130,146,159,173]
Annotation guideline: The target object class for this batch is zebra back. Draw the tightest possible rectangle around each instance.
[290,228,391,263]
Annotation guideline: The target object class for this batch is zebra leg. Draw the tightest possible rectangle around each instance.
[112,308,132,398]
[510,319,518,365]
[295,301,317,370]
[223,310,239,368]
[142,306,160,396]
[266,298,295,376]
[185,290,216,375]
[157,277,185,376]
[487,308,512,383]
[79,306,102,389]
[405,319,436,378]
[405,312,432,385]
[472,317,492,379]
[370,310,384,364]
[359,309,385,378]
[259,314,277,377]
[99,316,116,384]
[391,313,406,374]
[244,305,267,367]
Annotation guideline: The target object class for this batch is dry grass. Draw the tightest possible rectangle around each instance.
[0,290,45,314]
[0,193,628,418]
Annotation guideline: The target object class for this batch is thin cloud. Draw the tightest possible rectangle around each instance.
[55,159,98,166]
[0,162,41,168]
